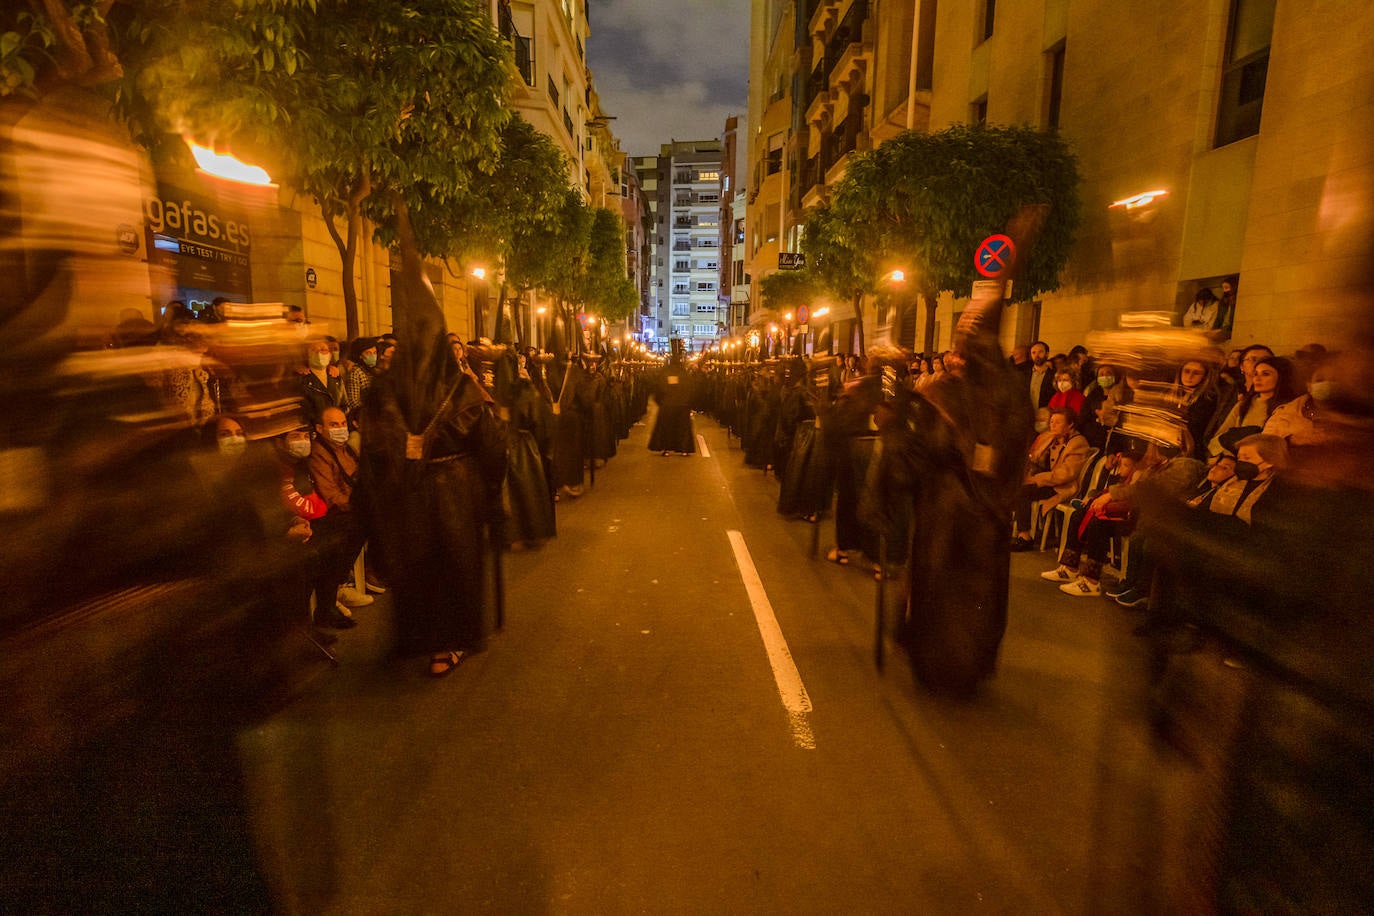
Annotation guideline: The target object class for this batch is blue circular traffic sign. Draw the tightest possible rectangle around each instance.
[975,234,1016,278]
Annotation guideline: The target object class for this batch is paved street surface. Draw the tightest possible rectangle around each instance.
[241,409,1189,914]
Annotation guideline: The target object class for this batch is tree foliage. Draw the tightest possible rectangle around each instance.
[832,124,1081,302]
[578,206,637,322]
[109,0,514,336]
[757,269,815,311]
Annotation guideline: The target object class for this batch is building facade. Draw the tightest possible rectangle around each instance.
[747,0,1374,356]
[653,139,726,353]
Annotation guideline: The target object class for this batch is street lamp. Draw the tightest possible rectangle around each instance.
[186,142,274,186]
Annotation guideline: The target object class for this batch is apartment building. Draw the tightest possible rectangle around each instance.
[747,0,1374,355]
[499,0,592,193]
[633,154,664,344]
[653,139,726,353]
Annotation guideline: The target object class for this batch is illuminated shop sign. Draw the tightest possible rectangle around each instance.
[144,186,254,311]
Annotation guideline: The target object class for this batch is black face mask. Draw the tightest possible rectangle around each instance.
[1233,460,1261,481]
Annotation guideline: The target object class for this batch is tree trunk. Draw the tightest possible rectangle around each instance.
[321,175,370,340]
[922,286,939,356]
[852,290,866,356]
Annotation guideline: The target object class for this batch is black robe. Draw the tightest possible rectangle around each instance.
[647,361,696,454]
[890,346,1033,696]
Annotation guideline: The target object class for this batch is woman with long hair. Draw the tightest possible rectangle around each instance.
[1207,355,1296,457]
[1173,357,1222,458]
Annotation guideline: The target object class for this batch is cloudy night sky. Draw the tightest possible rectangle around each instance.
[586,0,751,159]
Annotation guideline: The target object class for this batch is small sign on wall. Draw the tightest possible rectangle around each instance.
[305,267,318,289]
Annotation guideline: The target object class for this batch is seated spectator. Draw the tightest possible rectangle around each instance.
[1079,363,1129,449]
[340,337,379,420]
[1042,439,1204,596]
[300,338,343,423]
[1182,288,1220,330]
[1190,433,1287,524]
[1011,407,1090,550]
[1173,357,1223,459]
[307,406,372,611]
[1264,352,1335,449]
[275,424,356,629]
[1106,450,1236,609]
[159,318,223,428]
[1048,367,1086,414]
[1207,355,1295,457]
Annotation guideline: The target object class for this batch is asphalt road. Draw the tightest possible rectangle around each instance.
[240,408,1191,914]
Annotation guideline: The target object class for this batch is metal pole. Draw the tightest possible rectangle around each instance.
[874,532,886,670]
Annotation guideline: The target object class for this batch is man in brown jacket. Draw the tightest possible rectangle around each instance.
[1011,407,1090,549]
[307,406,372,610]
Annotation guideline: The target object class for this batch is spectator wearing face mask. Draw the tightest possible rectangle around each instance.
[1048,367,1085,414]
[1263,352,1336,450]
[1079,364,1129,449]
[1191,433,1287,524]
[341,337,380,420]
[307,406,372,612]
[275,425,355,629]
[300,338,343,424]
[1106,450,1237,610]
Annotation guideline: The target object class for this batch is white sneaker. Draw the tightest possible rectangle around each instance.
[338,586,375,607]
[1059,577,1102,597]
[1040,565,1076,582]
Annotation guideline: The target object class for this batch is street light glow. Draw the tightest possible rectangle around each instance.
[888,269,905,283]
[187,143,274,186]
[1109,189,1169,209]
[814,306,830,318]
[470,267,486,280]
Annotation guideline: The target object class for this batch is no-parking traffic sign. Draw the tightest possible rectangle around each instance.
[975,234,1016,278]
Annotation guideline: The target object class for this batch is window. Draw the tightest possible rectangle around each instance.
[674,260,690,271]
[696,281,716,291]
[673,284,689,294]
[697,170,720,181]
[766,132,784,175]
[695,303,716,313]
[547,75,559,107]
[1044,42,1065,130]
[971,95,988,126]
[694,323,716,336]
[1215,0,1275,146]
[698,260,718,270]
[980,0,995,42]
[671,302,690,317]
[672,323,691,337]
[915,0,937,91]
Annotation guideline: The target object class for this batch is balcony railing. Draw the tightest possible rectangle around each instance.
[498,3,534,86]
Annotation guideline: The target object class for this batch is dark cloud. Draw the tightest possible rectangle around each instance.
[587,0,748,157]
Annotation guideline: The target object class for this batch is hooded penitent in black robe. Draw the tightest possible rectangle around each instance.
[888,324,1033,696]
[551,358,590,489]
[647,359,696,453]
[494,351,556,546]
[358,243,506,659]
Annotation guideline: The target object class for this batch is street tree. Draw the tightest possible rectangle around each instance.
[578,206,638,329]
[406,114,572,344]
[112,0,514,338]
[831,124,1081,353]
[801,200,880,355]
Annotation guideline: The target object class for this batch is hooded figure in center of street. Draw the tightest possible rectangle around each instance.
[647,339,696,455]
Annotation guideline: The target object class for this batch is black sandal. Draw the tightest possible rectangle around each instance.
[429,650,465,678]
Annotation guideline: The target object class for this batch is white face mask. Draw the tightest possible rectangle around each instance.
[310,351,331,369]
[287,439,312,459]
[328,427,350,445]
[1057,380,1073,392]
[218,434,247,457]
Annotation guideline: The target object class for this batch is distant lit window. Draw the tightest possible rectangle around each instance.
[1215,0,1275,146]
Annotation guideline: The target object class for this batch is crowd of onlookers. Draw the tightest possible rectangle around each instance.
[689,332,1337,632]
[108,300,652,658]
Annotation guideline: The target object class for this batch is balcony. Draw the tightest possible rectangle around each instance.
[498,2,534,86]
